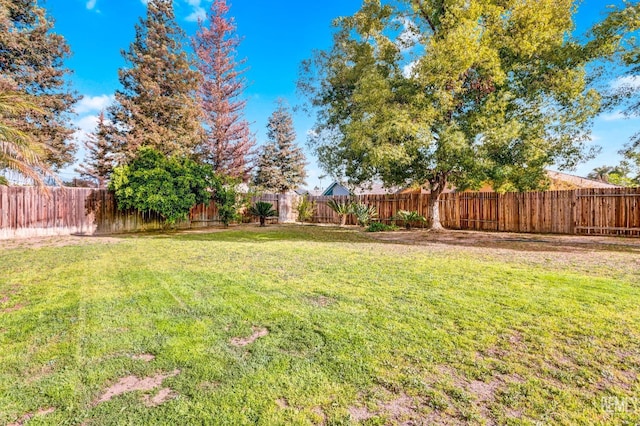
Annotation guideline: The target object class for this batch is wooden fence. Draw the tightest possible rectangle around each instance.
[306,188,640,236]
[1,186,639,239]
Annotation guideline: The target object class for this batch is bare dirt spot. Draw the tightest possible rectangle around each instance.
[366,229,640,281]
[311,406,326,425]
[142,387,176,407]
[348,405,374,422]
[8,407,55,426]
[95,369,180,405]
[131,353,155,362]
[198,381,220,391]
[230,326,269,347]
[306,295,336,308]
[276,398,289,409]
[0,235,122,251]
[1,303,24,313]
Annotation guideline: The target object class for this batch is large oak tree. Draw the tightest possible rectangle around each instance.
[300,0,608,229]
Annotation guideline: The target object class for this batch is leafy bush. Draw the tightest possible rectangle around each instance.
[109,147,213,225]
[394,210,426,229]
[326,199,353,226]
[248,201,278,226]
[365,222,398,232]
[296,195,316,223]
[351,202,378,227]
[212,177,243,227]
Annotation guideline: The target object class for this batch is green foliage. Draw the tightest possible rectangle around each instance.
[109,147,213,225]
[108,0,203,160]
[296,195,316,223]
[326,198,353,226]
[352,203,378,227]
[365,222,398,232]
[253,100,307,192]
[0,0,78,169]
[0,175,7,186]
[394,210,426,230]
[300,0,607,228]
[248,201,278,226]
[212,177,243,227]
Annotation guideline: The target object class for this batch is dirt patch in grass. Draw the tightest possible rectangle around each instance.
[95,369,180,405]
[131,353,155,362]
[0,235,122,251]
[306,295,336,308]
[1,303,24,313]
[275,398,289,409]
[8,407,55,426]
[230,326,268,347]
[142,388,177,407]
[366,229,640,279]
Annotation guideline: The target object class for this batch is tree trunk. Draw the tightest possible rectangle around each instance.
[340,214,347,227]
[259,216,265,227]
[428,173,447,231]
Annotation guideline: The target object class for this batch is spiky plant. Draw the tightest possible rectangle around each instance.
[351,202,378,227]
[326,199,353,226]
[248,201,278,227]
[394,210,426,229]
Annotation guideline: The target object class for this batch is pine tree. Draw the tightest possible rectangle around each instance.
[0,0,78,170]
[76,111,114,188]
[193,0,255,180]
[253,101,306,193]
[108,0,203,161]
[253,143,281,191]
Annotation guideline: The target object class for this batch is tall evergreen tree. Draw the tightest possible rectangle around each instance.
[193,0,255,180]
[0,0,78,170]
[108,0,203,161]
[76,111,114,188]
[253,101,306,192]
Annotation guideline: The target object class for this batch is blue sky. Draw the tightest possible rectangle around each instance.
[46,0,639,188]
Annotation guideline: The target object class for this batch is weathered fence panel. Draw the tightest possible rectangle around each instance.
[1,186,640,239]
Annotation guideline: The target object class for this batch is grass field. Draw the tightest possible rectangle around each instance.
[1,225,639,425]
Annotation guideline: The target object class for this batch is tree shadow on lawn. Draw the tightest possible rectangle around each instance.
[136,224,640,256]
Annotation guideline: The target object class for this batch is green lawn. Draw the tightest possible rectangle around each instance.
[1,226,639,425]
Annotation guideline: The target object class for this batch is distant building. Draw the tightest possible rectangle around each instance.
[399,170,621,194]
[321,181,400,196]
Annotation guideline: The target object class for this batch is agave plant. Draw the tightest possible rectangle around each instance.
[394,210,426,229]
[248,201,278,227]
[326,199,353,226]
[351,202,378,227]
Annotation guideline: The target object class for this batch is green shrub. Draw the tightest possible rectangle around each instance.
[248,201,278,226]
[109,147,213,225]
[212,177,243,227]
[296,195,316,223]
[394,210,426,229]
[326,199,353,226]
[352,202,378,227]
[365,222,398,232]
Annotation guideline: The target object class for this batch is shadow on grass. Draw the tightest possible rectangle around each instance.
[89,224,640,254]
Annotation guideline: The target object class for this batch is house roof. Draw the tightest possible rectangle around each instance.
[545,170,621,190]
[321,181,401,196]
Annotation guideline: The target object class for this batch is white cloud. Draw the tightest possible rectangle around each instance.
[75,94,114,115]
[601,111,626,121]
[611,75,640,90]
[184,0,207,22]
[403,61,418,78]
[86,0,97,10]
[76,114,100,135]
